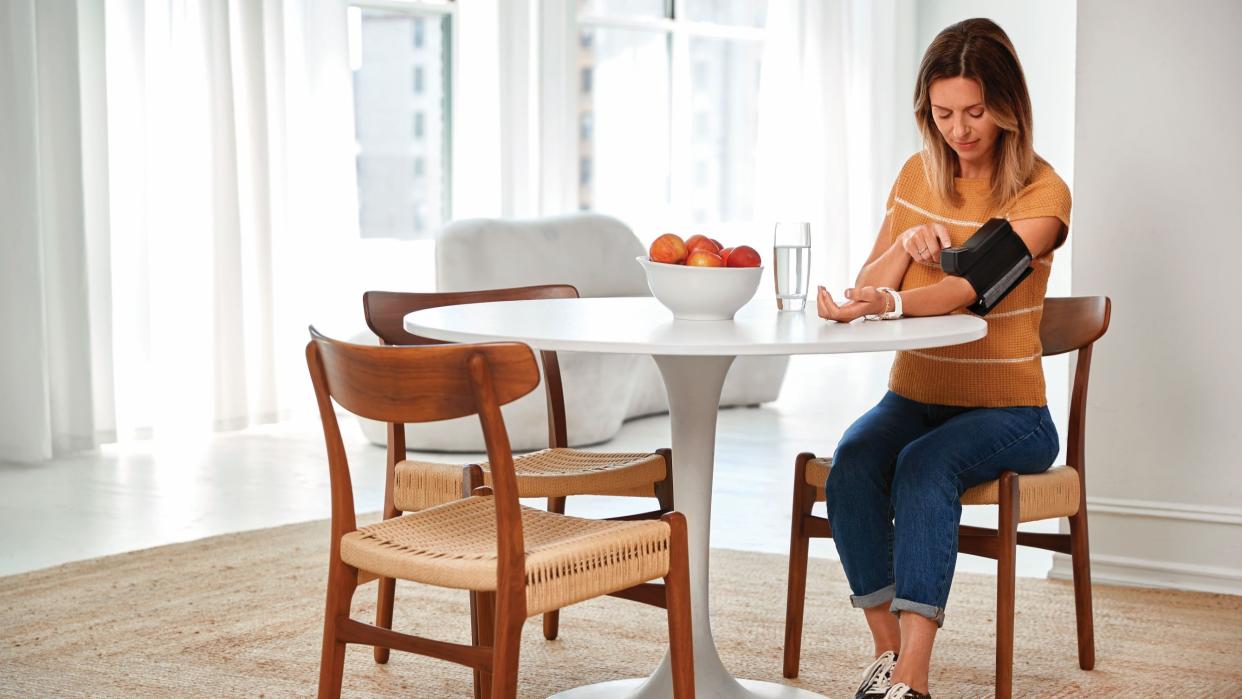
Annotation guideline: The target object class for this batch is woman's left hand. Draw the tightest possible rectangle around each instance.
[817,285,886,323]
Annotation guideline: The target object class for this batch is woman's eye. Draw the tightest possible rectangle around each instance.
[968,111,984,118]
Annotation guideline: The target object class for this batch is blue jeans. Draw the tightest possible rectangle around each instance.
[825,391,1059,627]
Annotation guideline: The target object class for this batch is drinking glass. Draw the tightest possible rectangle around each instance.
[773,222,811,311]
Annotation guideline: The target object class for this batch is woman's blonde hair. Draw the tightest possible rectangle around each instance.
[914,18,1036,209]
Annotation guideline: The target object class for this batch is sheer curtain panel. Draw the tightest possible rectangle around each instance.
[0,0,360,462]
[1,0,101,462]
[755,0,917,291]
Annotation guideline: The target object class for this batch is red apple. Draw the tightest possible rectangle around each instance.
[726,245,761,268]
[709,237,722,249]
[685,234,722,256]
[649,233,688,264]
[686,249,724,267]
[719,247,736,265]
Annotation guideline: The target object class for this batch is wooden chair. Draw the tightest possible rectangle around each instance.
[363,286,675,652]
[306,330,695,698]
[782,296,1111,699]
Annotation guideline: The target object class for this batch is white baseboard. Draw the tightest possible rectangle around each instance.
[1049,496,1242,595]
[1050,552,1242,595]
[1085,496,1242,525]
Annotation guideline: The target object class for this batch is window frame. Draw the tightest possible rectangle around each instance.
[576,1,766,229]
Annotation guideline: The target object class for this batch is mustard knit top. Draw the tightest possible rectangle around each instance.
[886,152,1072,408]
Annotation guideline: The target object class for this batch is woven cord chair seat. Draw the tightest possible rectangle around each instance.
[393,448,667,511]
[340,496,671,616]
[804,457,1081,524]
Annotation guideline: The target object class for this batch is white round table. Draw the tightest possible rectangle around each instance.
[406,297,986,699]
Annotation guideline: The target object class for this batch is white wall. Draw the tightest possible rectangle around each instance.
[1057,0,1242,593]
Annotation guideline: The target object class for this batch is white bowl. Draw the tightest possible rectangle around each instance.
[636,256,763,321]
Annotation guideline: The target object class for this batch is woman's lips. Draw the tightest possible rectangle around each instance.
[953,140,979,150]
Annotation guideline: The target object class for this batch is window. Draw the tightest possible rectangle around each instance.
[577,0,767,230]
[580,112,593,142]
[349,3,453,241]
[580,157,592,187]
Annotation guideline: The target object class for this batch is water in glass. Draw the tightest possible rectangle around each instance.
[773,222,811,311]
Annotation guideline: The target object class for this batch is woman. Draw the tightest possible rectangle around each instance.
[814,19,1070,699]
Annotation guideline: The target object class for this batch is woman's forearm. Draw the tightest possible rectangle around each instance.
[855,242,912,289]
[896,276,976,317]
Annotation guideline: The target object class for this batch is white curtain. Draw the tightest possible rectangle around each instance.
[1,0,108,462]
[755,0,918,292]
[0,0,361,462]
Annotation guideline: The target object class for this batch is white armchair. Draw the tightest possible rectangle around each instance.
[358,213,789,452]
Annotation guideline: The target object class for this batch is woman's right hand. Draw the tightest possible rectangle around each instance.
[898,223,952,265]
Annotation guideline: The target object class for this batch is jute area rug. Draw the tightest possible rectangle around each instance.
[3,517,1239,698]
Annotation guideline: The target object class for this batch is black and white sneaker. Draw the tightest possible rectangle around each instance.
[853,650,898,699]
[884,682,932,699]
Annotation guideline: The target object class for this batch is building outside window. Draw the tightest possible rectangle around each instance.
[349,3,452,241]
[576,0,767,230]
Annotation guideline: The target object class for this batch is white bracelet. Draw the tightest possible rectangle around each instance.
[877,287,903,320]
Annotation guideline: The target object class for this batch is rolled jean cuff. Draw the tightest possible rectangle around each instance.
[890,598,945,628]
[849,583,896,609]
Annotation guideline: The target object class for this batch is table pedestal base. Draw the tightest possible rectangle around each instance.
[548,677,829,699]
[547,355,829,698]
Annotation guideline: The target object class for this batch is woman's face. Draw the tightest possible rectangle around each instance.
[929,77,999,175]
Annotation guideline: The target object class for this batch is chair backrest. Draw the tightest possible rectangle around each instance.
[434,213,650,297]
[364,285,579,346]
[363,285,578,448]
[1039,296,1111,357]
[305,328,538,589]
[1038,296,1112,473]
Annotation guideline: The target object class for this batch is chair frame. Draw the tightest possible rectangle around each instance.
[364,286,674,653]
[306,331,695,698]
[782,296,1111,699]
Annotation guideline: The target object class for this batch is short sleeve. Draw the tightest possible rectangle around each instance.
[1008,163,1072,249]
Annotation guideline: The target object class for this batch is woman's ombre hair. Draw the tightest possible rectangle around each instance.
[914,18,1036,209]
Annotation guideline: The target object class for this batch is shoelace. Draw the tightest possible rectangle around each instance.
[865,666,893,693]
[861,652,897,694]
[886,683,921,699]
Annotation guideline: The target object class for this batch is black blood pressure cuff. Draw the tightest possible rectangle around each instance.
[939,218,1033,316]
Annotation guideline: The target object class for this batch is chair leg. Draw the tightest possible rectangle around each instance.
[663,512,696,699]
[996,472,1019,699]
[1069,507,1096,670]
[373,576,396,663]
[542,496,567,641]
[475,591,496,699]
[317,557,359,699]
[462,463,492,699]
[490,597,525,699]
[783,452,816,679]
[654,447,675,512]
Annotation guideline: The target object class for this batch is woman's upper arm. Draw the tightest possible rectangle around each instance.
[1010,216,1063,259]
